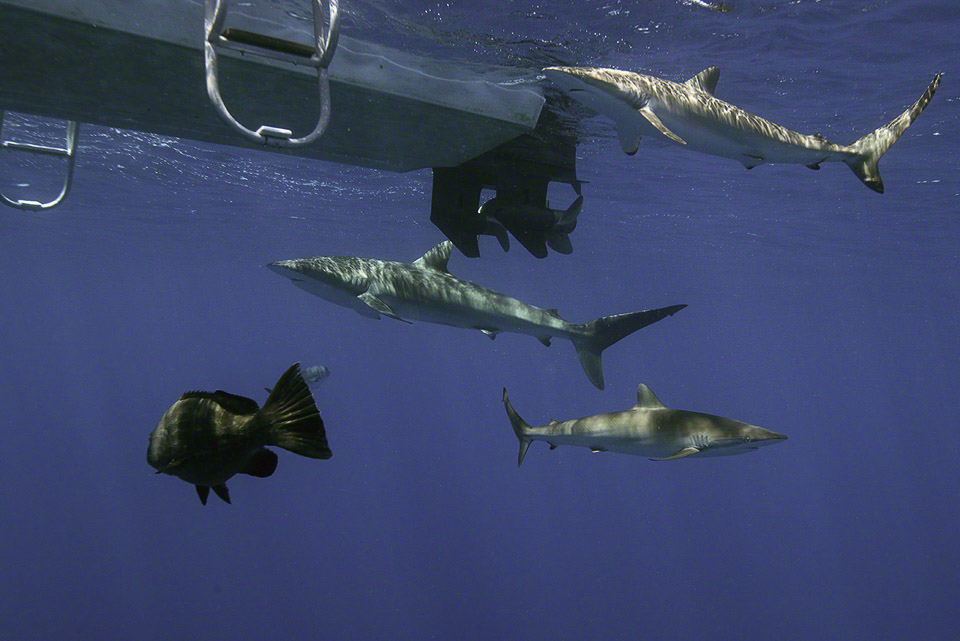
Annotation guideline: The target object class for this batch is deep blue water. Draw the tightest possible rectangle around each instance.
[2,1,959,639]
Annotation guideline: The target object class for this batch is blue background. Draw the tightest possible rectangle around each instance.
[1,1,958,639]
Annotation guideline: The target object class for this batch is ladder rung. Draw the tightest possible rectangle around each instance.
[2,141,73,157]
[14,200,45,209]
[221,27,317,59]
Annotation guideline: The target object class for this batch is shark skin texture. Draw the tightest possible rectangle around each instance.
[544,65,941,193]
[268,242,686,390]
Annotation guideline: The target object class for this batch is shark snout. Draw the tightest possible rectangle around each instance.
[266,260,303,278]
[749,427,788,446]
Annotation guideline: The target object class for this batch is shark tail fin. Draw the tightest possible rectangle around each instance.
[260,363,332,459]
[502,388,532,467]
[845,72,941,194]
[573,305,687,390]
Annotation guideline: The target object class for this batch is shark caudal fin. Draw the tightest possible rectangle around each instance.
[572,304,687,390]
[502,388,532,467]
[846,72,941,193]
[260,363,332,459]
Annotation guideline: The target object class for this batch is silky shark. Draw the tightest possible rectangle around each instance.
[268,242,686,389]
[503,384,787,466]
[544,65,942,193]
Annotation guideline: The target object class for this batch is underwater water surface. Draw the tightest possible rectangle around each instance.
[1,1,959,640]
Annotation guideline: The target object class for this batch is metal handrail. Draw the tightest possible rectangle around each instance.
[0,112,79,211]
[203,0,340,148]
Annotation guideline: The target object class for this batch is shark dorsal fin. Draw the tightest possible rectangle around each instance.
[414,241,452,272]
[634,384,665,409]
[684,67,720,96]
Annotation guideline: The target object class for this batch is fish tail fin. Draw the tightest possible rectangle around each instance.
[502,388,532,467]
[260,363,332,459]
[573,304,687,390]
[845,72,941,194]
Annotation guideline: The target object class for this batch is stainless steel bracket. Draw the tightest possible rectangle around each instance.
[204,0,340,147]
[0,112,79,211]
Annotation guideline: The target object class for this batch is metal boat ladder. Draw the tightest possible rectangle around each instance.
[204,0,340,148]
[0,112,79,211]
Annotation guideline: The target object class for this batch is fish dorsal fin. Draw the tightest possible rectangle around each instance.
[684,67,720,96]
[414,241,452,273]
[180,390,260,415]
[634,384,665,409]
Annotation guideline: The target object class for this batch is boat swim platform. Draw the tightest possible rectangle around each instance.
[0,0,550,172]
[0,0,582,257]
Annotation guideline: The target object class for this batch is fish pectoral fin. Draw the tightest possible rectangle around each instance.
[640,107,686,145]
[548,443,558,450]
[358,292,410,324]
[195,485,210,505]
[212,484,231,504]
[241,448,278,478]
[806,163,821,170]
[649,447,700,461]
[590,446,608,453]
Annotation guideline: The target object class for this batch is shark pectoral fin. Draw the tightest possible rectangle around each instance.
[618,128,642,155]
[741,154,764,170]
[649,447,700,462]
[640,108,686,145]
[359,292,411,324]
[538,336,552,347]
[352,298,382,319]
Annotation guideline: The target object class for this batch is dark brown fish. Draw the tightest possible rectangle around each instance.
[147,362,331,505]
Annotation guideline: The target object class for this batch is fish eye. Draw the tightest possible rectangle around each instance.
[744,437,752,443]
